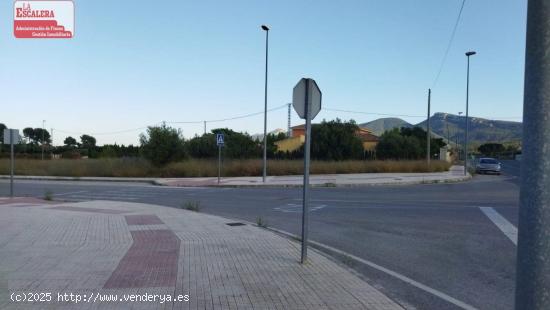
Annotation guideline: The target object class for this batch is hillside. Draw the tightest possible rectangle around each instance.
[359,118,412,136]
[360,113,522,144]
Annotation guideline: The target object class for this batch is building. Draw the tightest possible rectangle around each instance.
[275,124,379,153]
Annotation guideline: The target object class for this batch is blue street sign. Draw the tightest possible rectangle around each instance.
[216,133,224,146]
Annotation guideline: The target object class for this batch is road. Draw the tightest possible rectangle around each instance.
[0,160,521,310]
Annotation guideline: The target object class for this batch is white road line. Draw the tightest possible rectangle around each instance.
[265,227,478,310]
[53,190,88,196]
[64,195,140,200]
[479,207,518,245]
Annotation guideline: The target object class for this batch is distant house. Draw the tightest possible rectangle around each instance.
[275,124,379,153]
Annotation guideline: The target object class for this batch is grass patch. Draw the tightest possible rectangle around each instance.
[0,158,451,177]
[182,201,201,212]
[256,216,268,228]
[43,190,53,201]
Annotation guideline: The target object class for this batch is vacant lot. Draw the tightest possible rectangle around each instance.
[0,158,451,177]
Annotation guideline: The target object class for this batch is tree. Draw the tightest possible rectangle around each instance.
[23,127,34,143]
[64,136,78,148]
[139,125,186,166]
[80,135,96,148]
[22,127,50,144]
[478,143,505,157]
[0,123,6,144]
[310,119,364,160]
[186,128,261,159]
[375,127,444,160]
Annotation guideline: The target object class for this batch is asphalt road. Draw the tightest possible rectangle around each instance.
[0,160,521,310]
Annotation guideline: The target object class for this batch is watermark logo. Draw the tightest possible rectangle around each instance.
[14,1,74,38]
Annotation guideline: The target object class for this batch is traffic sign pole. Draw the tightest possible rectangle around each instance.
[10,130,14,198]
[301,79,311,264]
[218,145,221,185]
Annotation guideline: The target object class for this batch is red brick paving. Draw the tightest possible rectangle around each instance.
[103,229,180,288]
[125,214,164,225]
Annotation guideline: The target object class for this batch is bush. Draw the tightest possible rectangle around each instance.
[139,125,186,166]
[310,119,364,160]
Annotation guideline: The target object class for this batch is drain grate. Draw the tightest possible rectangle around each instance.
[226,222,246,226]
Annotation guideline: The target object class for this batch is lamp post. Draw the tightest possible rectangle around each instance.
[41,120,45,160]
[261,24,269,183]
[458,112,463,160]
[464,51,476,176]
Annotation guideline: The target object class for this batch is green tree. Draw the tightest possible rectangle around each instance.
[0,123,6,144]
[22,127,50,144]
[80,135,97,148]
[64,136,78,148]
[310,119,364,160]
[186,128,261,159]
[376,127,439,160]
[139,125,186,166]
[478,143,505,157]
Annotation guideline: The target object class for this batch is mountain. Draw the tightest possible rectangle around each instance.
[361,113,522,144]
[359,118,412,136]
[416,113,522,144]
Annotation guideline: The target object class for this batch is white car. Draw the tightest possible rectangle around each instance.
[476,158,502,175]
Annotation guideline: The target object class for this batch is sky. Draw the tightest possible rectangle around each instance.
[0,0,527,145]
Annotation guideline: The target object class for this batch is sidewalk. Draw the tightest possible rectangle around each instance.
[0,197,403,310]
[157,165,470,187]
[1,165,470,188]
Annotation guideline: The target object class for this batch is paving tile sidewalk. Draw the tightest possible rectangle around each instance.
[0,198,403,310]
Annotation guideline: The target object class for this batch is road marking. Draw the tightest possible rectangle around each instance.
[265,226,478,310]
[273,203,326,213]
[479,207,517,245]
[53,190,88,196]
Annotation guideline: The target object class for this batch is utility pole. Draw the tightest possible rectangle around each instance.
[426,89,431,165]
[41,120,45,160]
[10,130,14,198]
[515,1,550,308]
[203,121,206,135]
[287,103,291,137]
[464,51,476,175]
[261,25,270,183]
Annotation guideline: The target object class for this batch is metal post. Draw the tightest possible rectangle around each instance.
[41,120,45,160]
[287,103,291,137]
[515,1,550,308]
[10,130,14,198]
[464,52,475,175]
[218,145,221,185]
[427,89,431,165]
[262,27,269,183]
[301,79,311,264]
[465,57,469,175]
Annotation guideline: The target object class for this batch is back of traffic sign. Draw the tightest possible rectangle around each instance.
[292,78,322,120]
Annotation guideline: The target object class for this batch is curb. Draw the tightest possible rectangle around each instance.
[154,175,472,188]
[1,174,472,188]
[0,175,156,184]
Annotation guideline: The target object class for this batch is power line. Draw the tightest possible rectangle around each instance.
[169,104,288,124]
[324,107,425,118]
[52,104,289,137]
[431,0,467,89]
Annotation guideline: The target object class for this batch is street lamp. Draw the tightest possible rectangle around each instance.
[42,120,45,160]
[464,51,476,176]
[261,24,269,182]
